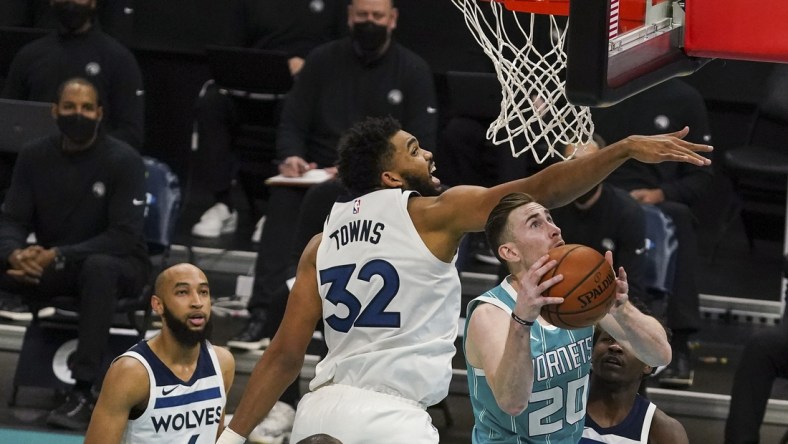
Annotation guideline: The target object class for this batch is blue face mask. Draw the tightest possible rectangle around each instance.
[57,113,99,144]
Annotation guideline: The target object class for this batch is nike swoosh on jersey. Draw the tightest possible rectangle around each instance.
[162,385,178,396]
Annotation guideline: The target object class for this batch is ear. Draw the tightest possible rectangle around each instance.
[51,104,58,120]
[643,365,653,377]
[497,242,519,263]
[381,171,403,188]
[390,8,399,30]
[151,295,163,315]
[96,105,104,122]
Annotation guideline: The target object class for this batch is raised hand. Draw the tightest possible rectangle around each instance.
[622,126,713,166]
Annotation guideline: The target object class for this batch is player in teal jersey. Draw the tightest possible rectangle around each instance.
[464,192,672,443]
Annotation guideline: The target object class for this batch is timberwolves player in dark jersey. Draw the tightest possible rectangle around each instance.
[85,263,235,443]
[580,327,688,443]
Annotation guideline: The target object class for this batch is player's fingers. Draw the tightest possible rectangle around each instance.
[533,257,557,276]
[666,126,690,139]
[537,274,563,292]
[540,296,565,307]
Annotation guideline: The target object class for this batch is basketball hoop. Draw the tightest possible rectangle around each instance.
[451,0,594,163]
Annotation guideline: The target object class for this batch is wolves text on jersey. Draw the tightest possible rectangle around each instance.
[327,219,385,250]
[150,405,222,433]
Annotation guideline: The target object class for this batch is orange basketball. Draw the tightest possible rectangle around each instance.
[539,244,617,329]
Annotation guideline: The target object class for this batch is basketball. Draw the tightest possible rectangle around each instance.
[539,244,617,329]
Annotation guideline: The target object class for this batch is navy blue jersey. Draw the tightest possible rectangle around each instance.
[117,340,226,443]
[580,394,656,443]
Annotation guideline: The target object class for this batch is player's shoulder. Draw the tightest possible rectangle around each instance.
[106,354,150,386]
[210,343,235,369]
[14,32,56,59]
[650,407,689,443]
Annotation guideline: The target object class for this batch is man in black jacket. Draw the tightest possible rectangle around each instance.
[0,77,149,430]
[230,0,438,350]
[0,0,145,201]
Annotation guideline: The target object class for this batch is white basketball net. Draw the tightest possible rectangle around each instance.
[451,0,594,163]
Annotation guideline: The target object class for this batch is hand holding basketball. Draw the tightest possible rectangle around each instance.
[538,244,617,329]
[511,254,565,325]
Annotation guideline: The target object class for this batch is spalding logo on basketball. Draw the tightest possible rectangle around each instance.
[539,244,617,329]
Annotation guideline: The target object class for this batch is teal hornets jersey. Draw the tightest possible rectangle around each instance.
[464,277,594,443]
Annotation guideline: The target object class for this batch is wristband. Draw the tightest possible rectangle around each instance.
[216,427,246,444]
[511,312,535,326]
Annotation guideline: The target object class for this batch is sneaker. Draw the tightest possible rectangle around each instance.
[248,401,296,444]
[252,215,266,243]
[0,296,54,322]
[46,389,94,430]
[191,203,238,238]
[227,309,270,350]
[658,348,694,388]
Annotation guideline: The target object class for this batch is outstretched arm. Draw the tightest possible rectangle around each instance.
[415,128,713,247]
[220,235,324,440]
[84,357,150,444]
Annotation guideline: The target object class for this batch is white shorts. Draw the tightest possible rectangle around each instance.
[291,384,440,444]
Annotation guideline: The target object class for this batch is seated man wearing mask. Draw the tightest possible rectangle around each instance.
[0,77,150,430]
[0,0,145,200]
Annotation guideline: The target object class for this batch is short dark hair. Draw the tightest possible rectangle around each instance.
[54,77,101,106]
[296,434,343,444]
[484,192,536,262]
[337,116,401,194]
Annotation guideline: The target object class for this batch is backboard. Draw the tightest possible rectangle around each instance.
[566,0,788,106]
[565,0,706,107]
[468,0,788,108]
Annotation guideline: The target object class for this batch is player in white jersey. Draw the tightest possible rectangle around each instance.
[217,116,711,444]
[464,192,672,443]
[580,327,688,444]
[85,263,235,443]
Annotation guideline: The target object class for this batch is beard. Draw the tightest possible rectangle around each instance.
[401,172,441,197]
[161,304,213,347]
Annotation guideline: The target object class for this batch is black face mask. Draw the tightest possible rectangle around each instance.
[351,21,389,59]
[53,1,95,33]
[57,113,100,145]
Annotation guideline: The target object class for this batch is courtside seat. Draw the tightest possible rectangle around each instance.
[715,65,788,255]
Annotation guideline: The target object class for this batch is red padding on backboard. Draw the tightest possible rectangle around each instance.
[684,0,788,63]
